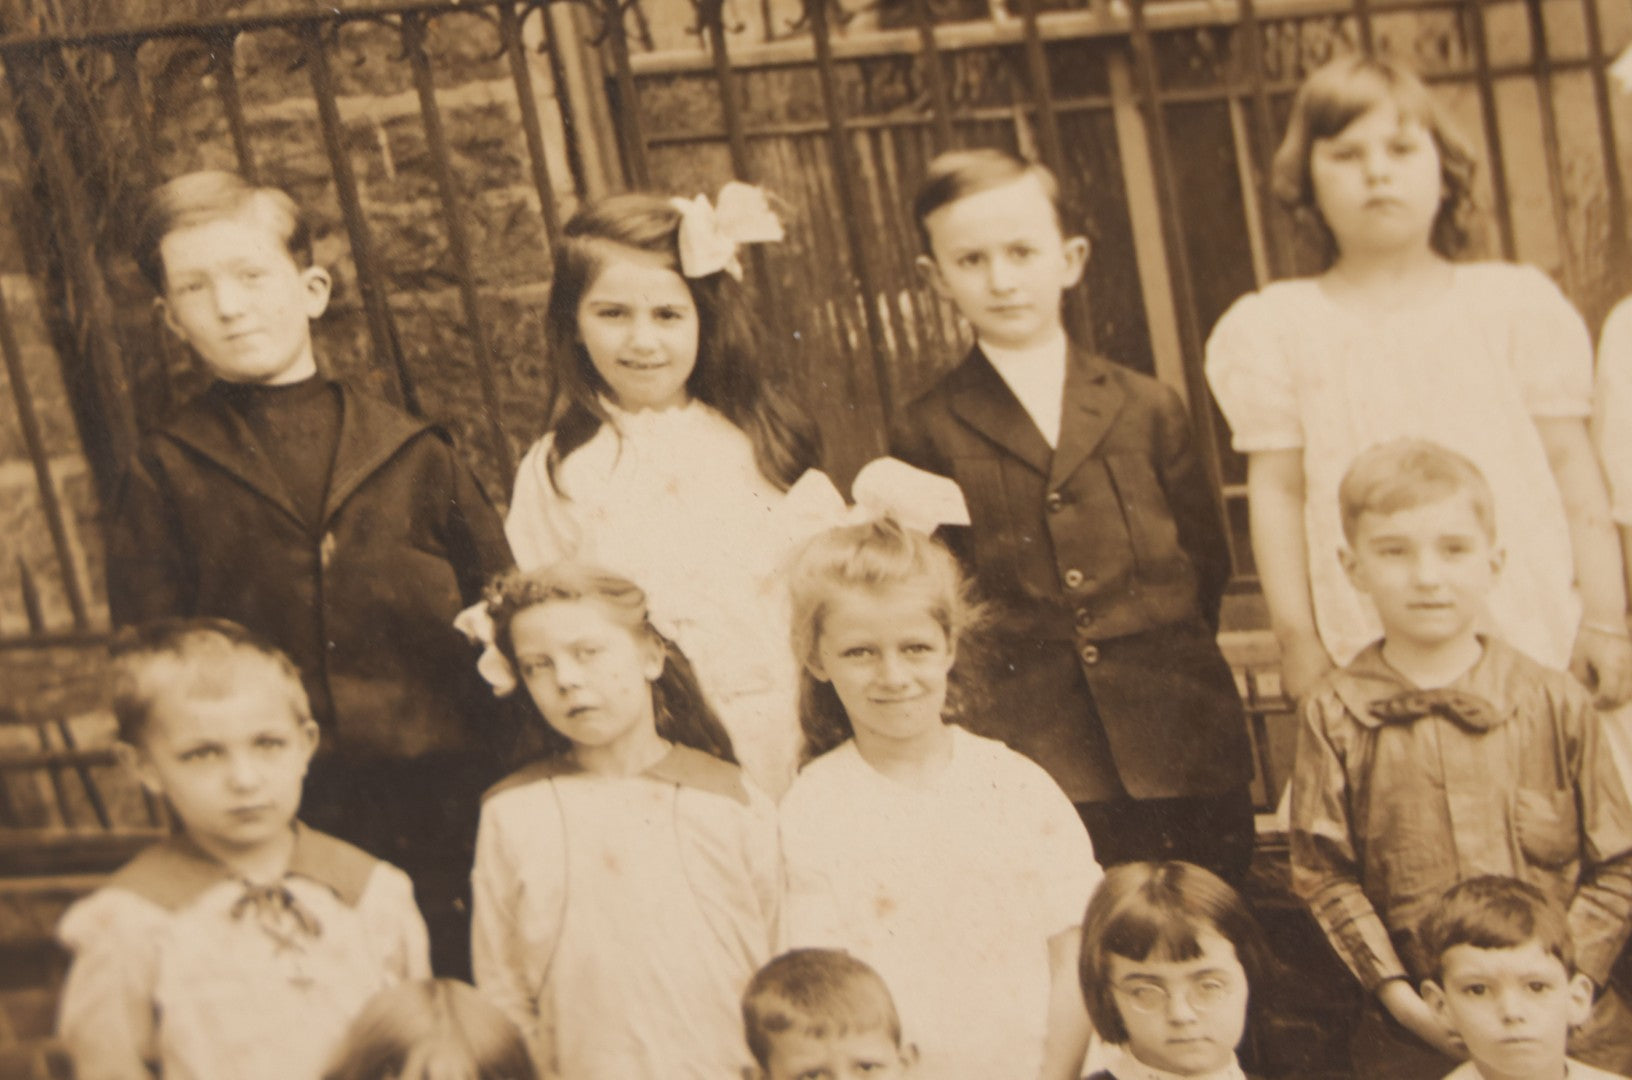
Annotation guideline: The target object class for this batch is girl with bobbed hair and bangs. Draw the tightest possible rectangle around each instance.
[1079,861,1275,1080]
[1206,53,1631,711]
[322,979,537,1080]
[506,190,833,799]
[779,517,1101,1080]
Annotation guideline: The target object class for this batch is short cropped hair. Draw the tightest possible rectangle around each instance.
[742,949,903,1068]
[1418,876,1574,983]
[109,617,312,746]
[1338,438,1496,544]
[1080,861,1274,1045]
[135,170,313,293]
[912,147,1068,254]
[1271,54,1479,263]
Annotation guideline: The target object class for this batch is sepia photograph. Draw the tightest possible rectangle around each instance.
[2,0,1632,1075]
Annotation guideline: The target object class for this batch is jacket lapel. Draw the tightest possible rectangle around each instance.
[322,383,436,522]
[1048,348,1124,491]
[947,347,1054,477]
[163,384,306,526]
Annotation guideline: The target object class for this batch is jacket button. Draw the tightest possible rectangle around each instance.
[1046,492,1065,513]
[1080,643,1101,664]
[1063,568,1085,589]
[319,531,337,570]
[1075,608,1093,628]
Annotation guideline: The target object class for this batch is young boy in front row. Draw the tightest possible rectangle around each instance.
[56,619,430,1080]
[1290,439,1632,1080]
[108,171,514,976]
[741,949,918,1080]
[890,147,1255,882]
[1421,876,1628,1080]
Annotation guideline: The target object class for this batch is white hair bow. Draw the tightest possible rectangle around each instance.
[453,602,518,698]
[671,181,785,280]
[778,458,971,537]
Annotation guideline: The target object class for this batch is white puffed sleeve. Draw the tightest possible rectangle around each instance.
[56,890,164,1080]
[1596,296,1632,526]
[356,862,432,983]
[1499,263,1593,419]
[505,434,582,571]
[1204,290,1305,453]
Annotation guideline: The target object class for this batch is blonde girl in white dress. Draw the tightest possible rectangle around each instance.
[1205,54,1631,709]
[506,188,833,799]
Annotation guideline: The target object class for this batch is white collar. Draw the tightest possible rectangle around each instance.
[978,333,1069,448]
[1101,1042,1248,1080]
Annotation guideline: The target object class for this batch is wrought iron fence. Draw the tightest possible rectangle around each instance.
[0,0,1626,646]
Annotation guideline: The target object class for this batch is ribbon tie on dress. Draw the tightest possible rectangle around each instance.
[230,881,323,952]
[1369,688,1504,732]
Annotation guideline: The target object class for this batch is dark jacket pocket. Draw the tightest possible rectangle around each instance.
[1515,787,1579,869]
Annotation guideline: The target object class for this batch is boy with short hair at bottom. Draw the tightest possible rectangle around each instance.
[741,949,918,1080]
[890,148,1255,883]
[56,619,430,1080]
[1290,439,1632,1080]
[1420,876,1628,1080]
[109,171,514,976]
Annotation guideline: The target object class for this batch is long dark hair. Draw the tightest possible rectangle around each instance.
[787,518,984,763]
[485,562,736,763]
[541,192,818,493]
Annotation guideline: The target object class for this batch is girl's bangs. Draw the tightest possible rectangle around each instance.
[1303,63,1437,143]
[1104,901,1208,965]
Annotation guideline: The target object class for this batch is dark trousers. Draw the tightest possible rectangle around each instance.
[302,751,490,980]
[1075,785,1256,886]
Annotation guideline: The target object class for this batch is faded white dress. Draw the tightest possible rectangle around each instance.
[1592,297,1632,783]
[506,400,837,798]
[780,726,1102,1080]
[1206,262,1589,670]
[471,746,780,1080]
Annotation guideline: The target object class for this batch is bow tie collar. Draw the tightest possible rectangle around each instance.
[1369,688,1507,732]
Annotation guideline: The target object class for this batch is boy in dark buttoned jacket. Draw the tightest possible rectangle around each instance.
[107,171,515,976]
[891,148,1255,882]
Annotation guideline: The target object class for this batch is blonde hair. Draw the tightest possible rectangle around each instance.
[322,979,537,1080]
[1271,54,1478,263]
[1337,438,1496,544]
[786,518,983,762]
[135,170,312,293]
[109,617,311,746]
[742,950,904,1068]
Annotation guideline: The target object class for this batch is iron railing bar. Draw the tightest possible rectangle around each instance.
[910,0,955,151]
[626,0,1490,74]
[112,44,158,185]
[1014,0,1066,176]
[402,12,515,482]
[0,0,518,52]
[1124,0,1230,529]
[603,0,652,187]
[498,2,562,247]
[807,0,894,422]
[1581,0,1626,302]
[858,129,914,371]
[0,287,91,629]
[207,30,259,182]
[635,54,1610,147]
[1353,0,1376,52]
[53,718,112,830]
[1462,0,1517,257]
[1521,0,1579,295]
[1235,0,1293,279]
[0,629,107,650]
[301,23,418,412]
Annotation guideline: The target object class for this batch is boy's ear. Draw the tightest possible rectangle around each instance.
[1488,544,1506,579]
[115,741,165,796]
[901,1041,921,1071]
[1566,973,1595,1027]
[297,719,320,764]
[1062,235,1090,287]
[1420,979,1450,1027]
[915,254,951,300]
[1338,546,1364,591]
[300,265,333,318]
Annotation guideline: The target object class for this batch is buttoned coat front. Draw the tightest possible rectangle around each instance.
[890,344,1252,802]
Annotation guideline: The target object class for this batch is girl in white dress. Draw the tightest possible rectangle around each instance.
[467,563,779,1080]
[1204,54,1631,707]
[778,518,1102,1080]
[506,188,830,799]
